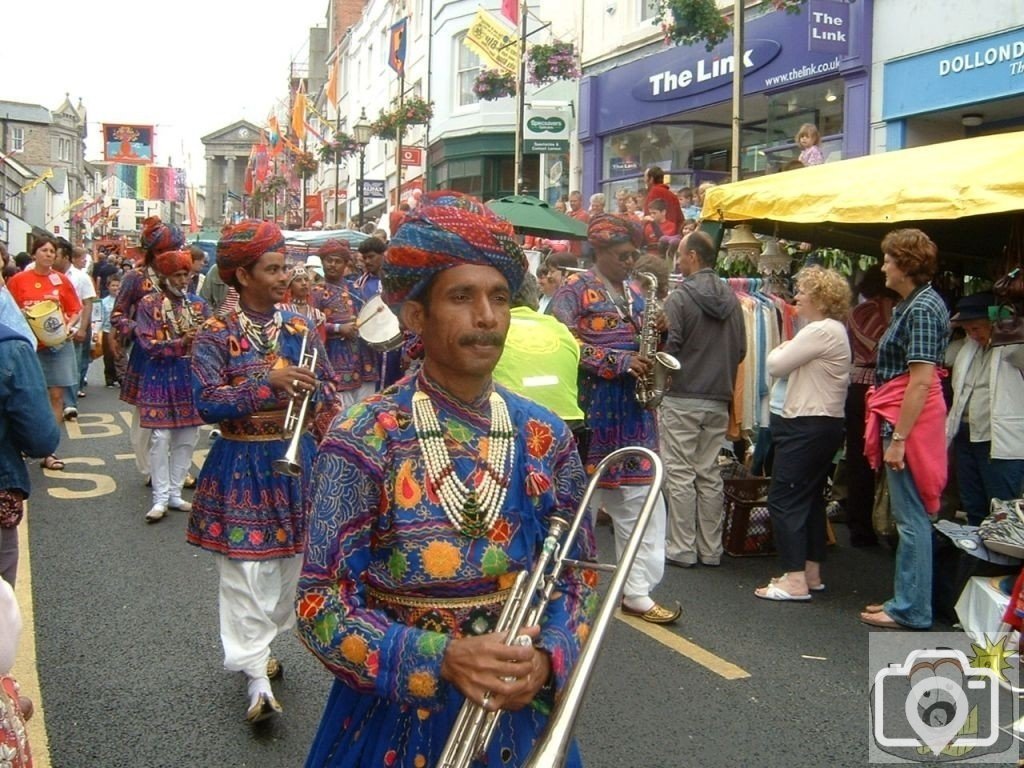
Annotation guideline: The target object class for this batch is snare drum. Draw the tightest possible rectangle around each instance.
[356,295,403,352]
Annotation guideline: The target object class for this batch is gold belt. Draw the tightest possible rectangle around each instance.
[219,410,287,441]
[366,585,513,610]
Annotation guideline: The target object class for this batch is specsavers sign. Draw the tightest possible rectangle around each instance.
[465,9,517,75]
[524,107,570,153]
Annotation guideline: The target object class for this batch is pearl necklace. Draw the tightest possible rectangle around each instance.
[412,389,515,538]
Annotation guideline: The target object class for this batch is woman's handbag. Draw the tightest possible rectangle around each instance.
[978,498,1024,559]
[90,331,104,360]
[993,268,1024,303]
[990,305,1024,347]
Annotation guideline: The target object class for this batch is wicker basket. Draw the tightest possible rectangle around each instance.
[722,473,775,557]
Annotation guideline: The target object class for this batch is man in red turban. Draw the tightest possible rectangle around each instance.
[310,239,363,406]
[188,219,340,724]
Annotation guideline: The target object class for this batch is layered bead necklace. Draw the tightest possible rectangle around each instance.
[412,389,515,538]
[237,309,283,355]
[161,295,199,338]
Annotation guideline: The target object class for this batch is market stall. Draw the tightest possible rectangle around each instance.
[700,131,1024,271]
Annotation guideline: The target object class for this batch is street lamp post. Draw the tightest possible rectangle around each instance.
[352,108,372,229]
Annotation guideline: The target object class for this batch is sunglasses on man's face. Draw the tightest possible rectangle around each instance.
[615,250,640,263]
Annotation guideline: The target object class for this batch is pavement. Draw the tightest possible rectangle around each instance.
[10,363,1001,768]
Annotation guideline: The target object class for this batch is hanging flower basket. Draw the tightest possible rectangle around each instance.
[370,96,435,141]
[657,0,805,51]
[473,69,517,101]
[319,130,362,164]
[370,114,399,141]
[293,151,319,178]
[527,41,580,85]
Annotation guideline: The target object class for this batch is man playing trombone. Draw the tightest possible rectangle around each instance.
[187,219,339,724]
[298,193,597,767]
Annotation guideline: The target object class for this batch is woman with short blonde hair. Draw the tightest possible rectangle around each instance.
[755,266,852,602]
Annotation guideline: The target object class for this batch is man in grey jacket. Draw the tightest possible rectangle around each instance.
[660,231,747,567]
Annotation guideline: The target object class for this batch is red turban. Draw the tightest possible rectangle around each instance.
[140,216,185,258]
[216,219,285,285]
[316,239,350,258]
[153,249,193,277]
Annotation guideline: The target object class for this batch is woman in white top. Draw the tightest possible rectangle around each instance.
[755,266,852,601]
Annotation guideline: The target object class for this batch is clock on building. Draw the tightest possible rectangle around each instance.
[238,127,250,139]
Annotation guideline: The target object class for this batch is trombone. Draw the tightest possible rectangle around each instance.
[437,447,665,768]
[272,331,319,477]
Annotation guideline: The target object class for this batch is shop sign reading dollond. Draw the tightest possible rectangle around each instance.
[634,39,782,101]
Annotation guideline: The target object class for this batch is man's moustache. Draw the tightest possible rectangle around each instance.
[459,333,504,347]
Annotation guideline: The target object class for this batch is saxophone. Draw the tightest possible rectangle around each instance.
[634,272,681,410]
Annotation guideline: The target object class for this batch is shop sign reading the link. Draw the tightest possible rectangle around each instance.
[635,39,782,101]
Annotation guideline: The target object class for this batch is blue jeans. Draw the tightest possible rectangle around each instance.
[954,426,1024,526]
[883,442,933,629]
[62,340,88,408]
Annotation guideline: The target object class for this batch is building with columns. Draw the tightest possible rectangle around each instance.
[200,120,261,227]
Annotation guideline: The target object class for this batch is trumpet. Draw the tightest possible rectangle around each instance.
[272,332,319,477]
[437,447,665,768]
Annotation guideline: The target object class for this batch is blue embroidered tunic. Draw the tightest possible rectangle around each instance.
[113,266,161,406]
[314,281,362,392]
[131,291,210,429]
[550,270,659,487]
[298,372,597,768]
[187,309,340,561]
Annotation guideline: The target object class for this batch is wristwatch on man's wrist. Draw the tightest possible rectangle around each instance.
[891,431,907,442]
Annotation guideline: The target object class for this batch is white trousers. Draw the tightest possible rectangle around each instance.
[149,426,199,505]
[215,556,302,679]
[131,407,152,475]
[590,485,666,601]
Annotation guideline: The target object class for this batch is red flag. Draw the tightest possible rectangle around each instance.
[501,0,519,25]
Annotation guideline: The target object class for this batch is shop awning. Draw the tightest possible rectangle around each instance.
[700,131,1024,266]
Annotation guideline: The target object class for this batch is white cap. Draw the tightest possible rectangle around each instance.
[305,254,324,277]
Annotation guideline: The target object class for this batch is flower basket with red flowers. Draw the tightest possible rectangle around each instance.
[527,41,580,85]
[370,96,435,141]
[473,69,517,101]
[657,0,806,51]
[318,130,362,164]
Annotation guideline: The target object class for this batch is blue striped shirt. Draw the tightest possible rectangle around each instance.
[875,284,949,385]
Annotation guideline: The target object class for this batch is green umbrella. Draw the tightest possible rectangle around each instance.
[486,195,588,240]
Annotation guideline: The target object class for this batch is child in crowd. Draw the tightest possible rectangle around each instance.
[643,199,677,252]
[797,123,825,166]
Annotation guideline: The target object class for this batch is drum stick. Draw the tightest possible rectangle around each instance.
[353,304,386,330]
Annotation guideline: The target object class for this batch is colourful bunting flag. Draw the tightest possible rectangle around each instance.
[389,18,408,76]
[109,165,185,201]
